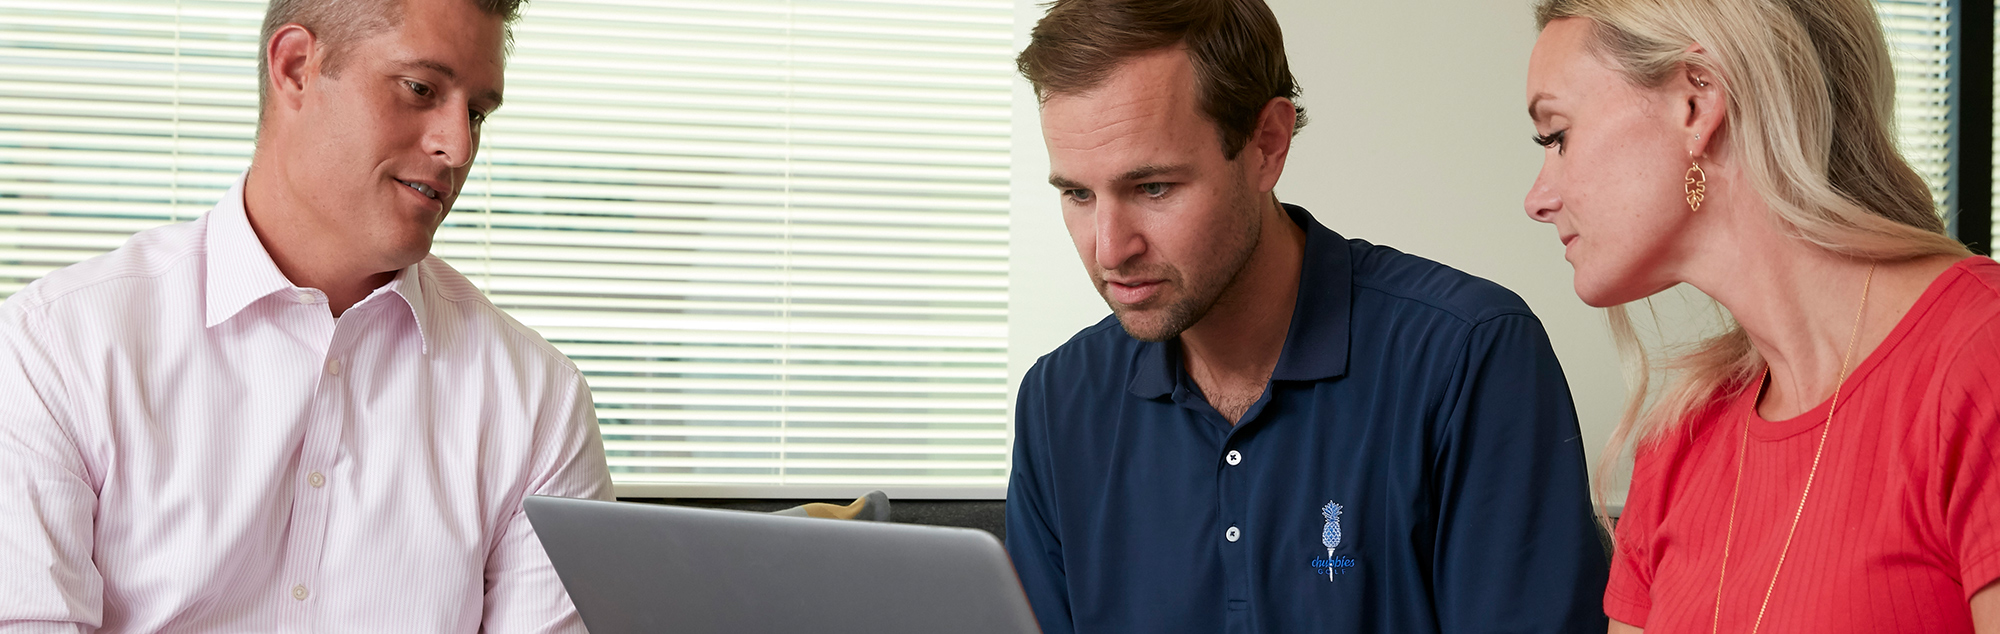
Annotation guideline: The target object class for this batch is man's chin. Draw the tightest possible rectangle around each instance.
[1109,307,1186,343]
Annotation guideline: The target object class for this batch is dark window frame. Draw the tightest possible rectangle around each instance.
[1950,0,1994,255]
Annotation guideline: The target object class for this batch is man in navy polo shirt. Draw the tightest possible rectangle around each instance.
[1005,1,1608,632]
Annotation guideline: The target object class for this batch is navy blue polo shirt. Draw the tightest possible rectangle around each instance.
[1005,204,1607,634]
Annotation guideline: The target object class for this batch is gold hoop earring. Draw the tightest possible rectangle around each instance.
[1685,160,1707,212]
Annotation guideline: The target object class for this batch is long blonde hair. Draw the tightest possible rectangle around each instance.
[1531,0,1971,527]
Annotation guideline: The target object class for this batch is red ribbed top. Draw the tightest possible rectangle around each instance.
[1606,257,2000,633]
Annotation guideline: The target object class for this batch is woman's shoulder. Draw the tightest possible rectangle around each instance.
[1630,387,1748,479]
[1918,257,2000,333]
[1903,258,2000,378]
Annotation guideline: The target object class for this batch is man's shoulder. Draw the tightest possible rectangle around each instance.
[1035,314,1137,372]
[1341,238,1536,328]
[5,218,206,316]
[414,255,581,379]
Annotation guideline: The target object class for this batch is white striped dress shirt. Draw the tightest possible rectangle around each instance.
[0,175,613,632]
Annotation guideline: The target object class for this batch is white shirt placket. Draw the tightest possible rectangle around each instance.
[278,296,353,627]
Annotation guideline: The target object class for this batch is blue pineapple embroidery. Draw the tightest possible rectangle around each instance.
[1320,501,1343,581]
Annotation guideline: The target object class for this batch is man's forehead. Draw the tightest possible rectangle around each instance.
[382,0,508,75]
[1041,60,1204,141]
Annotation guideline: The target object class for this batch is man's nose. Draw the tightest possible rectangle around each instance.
[426,108,477,170]
[1094,197,1145,271]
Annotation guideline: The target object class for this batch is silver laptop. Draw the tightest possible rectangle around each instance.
[525,495,1042,634]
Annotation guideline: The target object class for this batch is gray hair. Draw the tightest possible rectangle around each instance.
[255,0,527,126]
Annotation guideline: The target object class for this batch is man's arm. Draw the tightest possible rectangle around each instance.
[0,304,100,633]
[1004,361,1073,634]
[481,370,613,634]
[1431,313,1608,633]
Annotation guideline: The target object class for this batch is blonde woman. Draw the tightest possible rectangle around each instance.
[1521,0,2000,632]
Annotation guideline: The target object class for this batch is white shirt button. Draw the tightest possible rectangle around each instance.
[1225,525,1241,543]
[1225,450,1242,466]
[308,472,325,488]
[292,584,309,601]
[327,359,342,376]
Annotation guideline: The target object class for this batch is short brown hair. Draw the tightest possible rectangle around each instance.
[1017,0,1306,159]
[256,0,527,124]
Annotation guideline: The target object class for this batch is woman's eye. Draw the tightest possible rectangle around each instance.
[1139,183,1169,197]
[1532,130,1568,155]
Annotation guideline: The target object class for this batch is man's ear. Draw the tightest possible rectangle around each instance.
[265,24,319,117]
[1246,97,1296,194]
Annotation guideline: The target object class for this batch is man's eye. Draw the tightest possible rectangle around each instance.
[1064,189,1093,203]
[469,109,488,124]
[404,80,433,98]
[1139,183,1170,197]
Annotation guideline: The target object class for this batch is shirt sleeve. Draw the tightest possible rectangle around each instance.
[0,300,100,633]
[1939,322,2000,601]
[1004,360,1074,634]
[1603,437,1669,628]
[481,369,613,634]
[1429,313,1610,634]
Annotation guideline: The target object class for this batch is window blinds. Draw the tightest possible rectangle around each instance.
[1877,0,1956,213]
[0,0,1015,498]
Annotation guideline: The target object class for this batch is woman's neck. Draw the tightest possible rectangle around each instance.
[1680,194,1961,421]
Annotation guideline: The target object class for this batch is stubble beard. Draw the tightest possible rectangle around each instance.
[1105,185,1267,343]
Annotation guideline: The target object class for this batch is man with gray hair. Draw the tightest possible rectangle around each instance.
[0,0,610,630]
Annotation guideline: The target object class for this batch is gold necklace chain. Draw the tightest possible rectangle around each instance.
[1709,263,1875,634]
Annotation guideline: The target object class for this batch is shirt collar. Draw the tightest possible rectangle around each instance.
[203,173,297,328]
[203,171,435,353]
[1126,203,1353,399]
[381,260,432,354]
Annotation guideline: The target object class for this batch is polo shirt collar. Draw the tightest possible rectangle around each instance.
[1126,203,1352,399]
[203,172,434,353]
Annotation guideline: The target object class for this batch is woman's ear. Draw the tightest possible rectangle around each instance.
[1680,54,1726,159]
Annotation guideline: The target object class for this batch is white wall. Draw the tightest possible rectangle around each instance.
[1006,0,1638,503]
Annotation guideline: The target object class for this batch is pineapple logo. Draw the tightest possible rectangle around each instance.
[1320,501,1343,581]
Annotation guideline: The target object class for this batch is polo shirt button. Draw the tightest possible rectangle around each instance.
[1225,525,1241,542]
[1225,450,1242,466]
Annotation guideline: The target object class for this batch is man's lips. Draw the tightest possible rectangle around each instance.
[1560,234,1577,247]
[394,177,449,211]
[1104,279,1163,305]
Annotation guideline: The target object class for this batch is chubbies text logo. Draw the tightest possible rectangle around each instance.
[1311,554,1358,576]
[1312,500,1358,580]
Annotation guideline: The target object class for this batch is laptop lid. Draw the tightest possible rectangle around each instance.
[525,495,1042,634]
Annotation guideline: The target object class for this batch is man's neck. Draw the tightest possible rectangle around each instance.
[1179,203,1308,424]
[242,163,397,317]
